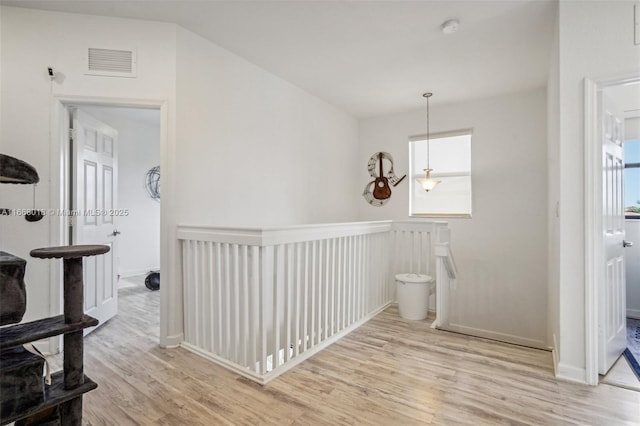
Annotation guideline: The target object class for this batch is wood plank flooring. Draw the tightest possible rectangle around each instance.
[57,285,640,425]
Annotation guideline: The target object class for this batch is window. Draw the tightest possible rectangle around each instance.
[625,139,640,219]
[409,131,472,217]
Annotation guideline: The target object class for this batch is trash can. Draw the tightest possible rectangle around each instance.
[395,273,434,320]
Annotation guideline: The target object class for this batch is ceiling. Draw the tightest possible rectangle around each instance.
[1,0,557,118]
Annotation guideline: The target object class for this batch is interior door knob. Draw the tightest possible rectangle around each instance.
[623,240,633,248]
[110,230,121,237]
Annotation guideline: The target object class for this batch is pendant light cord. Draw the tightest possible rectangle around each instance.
[423,92,432,170]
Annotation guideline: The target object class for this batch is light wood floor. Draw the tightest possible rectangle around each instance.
[61,285,640,425]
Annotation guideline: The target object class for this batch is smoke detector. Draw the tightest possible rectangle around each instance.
[441,19,460,34]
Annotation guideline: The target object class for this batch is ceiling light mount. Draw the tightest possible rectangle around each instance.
[441,19,459,35]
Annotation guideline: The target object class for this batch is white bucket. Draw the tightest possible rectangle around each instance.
[395,273,433,320]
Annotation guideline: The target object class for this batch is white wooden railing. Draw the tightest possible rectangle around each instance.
[433,227,457,329]
[177,220,451,384]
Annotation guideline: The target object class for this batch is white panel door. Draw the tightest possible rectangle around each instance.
[598,92,626,375]
[71,109,119,332]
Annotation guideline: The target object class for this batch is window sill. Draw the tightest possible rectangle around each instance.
[410,213,472,219]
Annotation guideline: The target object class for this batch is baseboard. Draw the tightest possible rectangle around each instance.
[627,309,640,319]
[120,267,159,278]
[440,323,548,350]
[161,332,184,349]
[556,362,587,384]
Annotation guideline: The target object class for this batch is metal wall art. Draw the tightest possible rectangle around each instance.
[362,152,406,206]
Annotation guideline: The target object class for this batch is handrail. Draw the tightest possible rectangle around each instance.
[177,220,392,246]
[435,242,457,279]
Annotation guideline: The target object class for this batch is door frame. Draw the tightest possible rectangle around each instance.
[49,95,171,353]
[585,73,640,385]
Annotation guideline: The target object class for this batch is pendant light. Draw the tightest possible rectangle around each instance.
[417,93,441,192]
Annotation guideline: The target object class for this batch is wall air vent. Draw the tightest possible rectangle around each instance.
[86,47,137,78]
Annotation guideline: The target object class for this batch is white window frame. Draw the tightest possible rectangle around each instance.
[409,129,472,218]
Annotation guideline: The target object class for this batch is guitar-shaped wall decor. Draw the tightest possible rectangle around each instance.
[362,152,406,206]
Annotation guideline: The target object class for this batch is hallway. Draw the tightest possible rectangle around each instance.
[54,286,640,425]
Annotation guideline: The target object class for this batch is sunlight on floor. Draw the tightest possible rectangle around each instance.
[601,356,640,391]
[601,318,640,392]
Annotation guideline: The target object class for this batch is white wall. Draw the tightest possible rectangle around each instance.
[547,8,561,365]
[78,106,161,278]
[175,27,360,227]
[556,0,640,380]
[0,7,361,349]
[358,88,548,348]
[0,6,176,325]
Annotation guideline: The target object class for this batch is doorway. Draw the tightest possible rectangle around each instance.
[47,96,167,357]
[601,83,640,390]
[69,105,161,335]
[585,75,640,386]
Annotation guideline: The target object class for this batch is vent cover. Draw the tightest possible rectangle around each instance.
[86,47,137,78]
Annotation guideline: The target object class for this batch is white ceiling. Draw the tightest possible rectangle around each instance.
[1,0,557,118]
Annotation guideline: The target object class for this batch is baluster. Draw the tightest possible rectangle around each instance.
[259,246,272,374]
[346,236,352,326]
[377,233,383,305]
[342,236,347,327]
[196,241,204,349]
[355,235,361,320]
[336,237,345,332]
[355,235,360,320]
[232,244,240,364]
[285,244,294,362]
[375,233,379,307]
[360,235,365,318]
[389,229,396,291]
[316,240,326,343]
[392,230,400,300]
[250,245,259,373]
[215,242,223,356]
[274,245,284,368]
[413,230,418,274]
[364,234,370,314]
[195,241,203,350]
[302,242,309,352]
[206,242,214,355]
[190,239,197,344]
[294,243,302,357]
[310,240,317,346]
[182,241,190,342]
[420,231,426,275]
[344,236,348,328]
[406,231,412,275]
[323,239,328,340]
[329,238,336,337]
[186,240,194,344]
[383,233,389,303]
[241,245,249,368]
[223,243,231,359]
